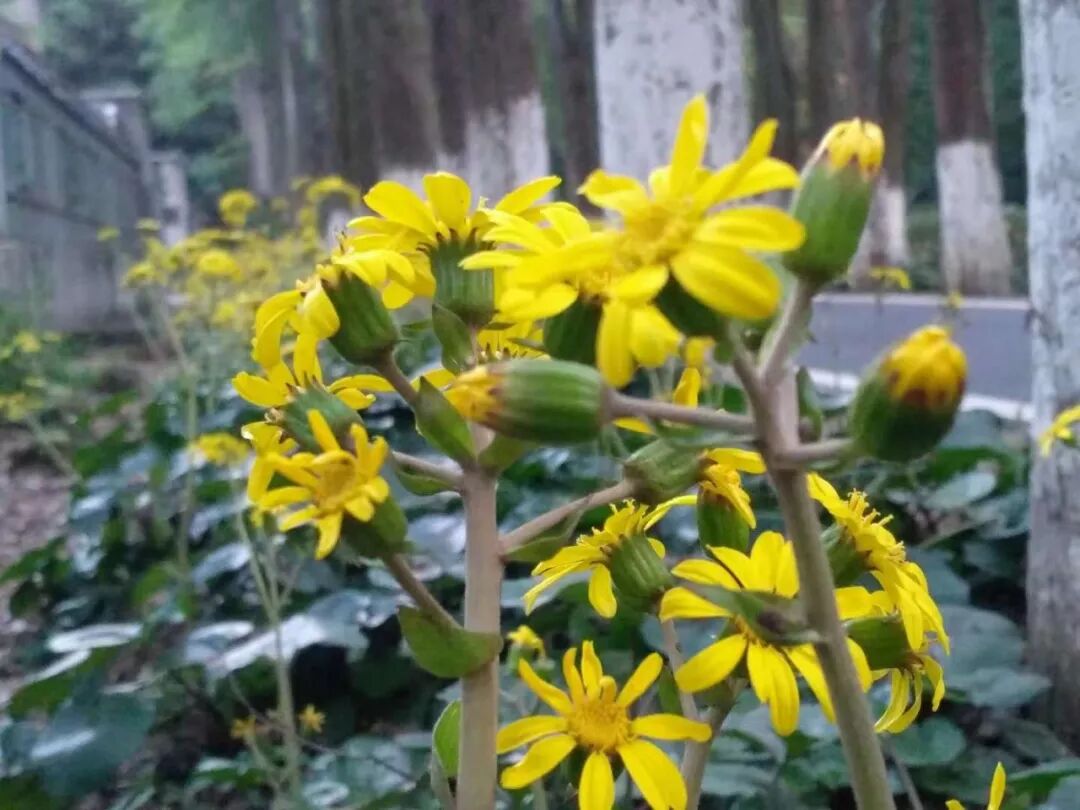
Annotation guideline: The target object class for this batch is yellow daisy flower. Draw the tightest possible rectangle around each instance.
[807,473,949,653]
[523,500,669,618]
[219,189,259,228]
[241,422,297,502]
[507,625,546,659]
[259,411,391,559]
[946,763,1006,810]
[660,532,872,735]
[297,704,326,734]
[190,432,250,466]
[230,715,258,740]
[1038,404,1080,456]
[232,348,385,413]
[498,642,711,809]
[698,448,766,527]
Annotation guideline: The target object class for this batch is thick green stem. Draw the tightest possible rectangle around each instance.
[456,468,502,810]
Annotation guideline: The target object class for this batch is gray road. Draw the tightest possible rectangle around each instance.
[799,293,1031,405]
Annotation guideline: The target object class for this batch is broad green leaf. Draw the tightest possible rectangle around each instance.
[431,304,472,374]
[0,775,58,810]
[890,717,965,767]
[8,649,114,718]
[191,542,250,584]
[393,462,455,496]
[926,470,998,510]
[1002,718,1070,762]
[700,762,774,799]
[398,607,501,678]
[479,434,534,474]
[432,700,461,774]
[414,379,474,463]
[1009,758,1080,798]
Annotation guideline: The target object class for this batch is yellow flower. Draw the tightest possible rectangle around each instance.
[259,411,390,559]
[808,474,950,653]
[659,532,872,735]
[523,501,669,618]
[946,763,1006,810]
[123,260,161,287]
[698,448,766,527]
[615,367,703,434]
[191,432,250,466]
[507,625,546,659]
[1039,404,1080,456]
[818,119,885,178]
[195,249,243,279]
[136,218,161,233]
[10,330,42,355]
[232,351,385,413]
[0,392,38,420]
[869,266,911,290]
[879,325,966,410]
[306,175,362,209]
[242,422,297,502]
[97,226,120,242]
[219,189,259,228]
[230,715,258,740]
[498,642,711,809]
[297,704,326,734]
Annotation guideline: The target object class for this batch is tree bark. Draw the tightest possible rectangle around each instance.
[1023,0,1080,750]
[275,0,303,183]
[460,0,549,193]
[931,0,1013,295]
[594,0,747,181]
[232,64,276,196]
[429,0,469,175]
[806,0,873,140]
[548,0,600,194]
[746,0,797,163]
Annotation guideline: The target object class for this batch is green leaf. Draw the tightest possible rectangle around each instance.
[1008,758,1080,798]
[1002,718,1070,761]
[393,461,455,496]
[0,775,59,810]
[479,434,534,473]
[890,717,965,767]
[398,607,501,678]
[956,667,1050,708]
[503,506,585,564]
[796,367,824,441]
[432,700,461,774]
[8,649,114,717]
[414,379,474,463]
[926,470,998,510]
[700,762,774,799]
[431,304,472,374]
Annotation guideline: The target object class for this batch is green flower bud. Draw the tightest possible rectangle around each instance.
[446,359,610,444]
[543,297,601,365]
[822,524,865,585]
[322,270,399,365]
[431,237,494,327]
[845,613,911,671]
[606,533,674,611]
[783,119,884,285]
[848,326,966,462]
[624,440,704,504]
[697,493,751,553]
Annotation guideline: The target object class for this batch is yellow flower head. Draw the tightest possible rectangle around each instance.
[869,266,912,290]
[476,321,544,362]
[444,366,499,423]
[880,325,967,410]
[136,218,161,233]
[242,421,297,502]
[660,532,873,735]
[297,704,326,734]
[306,175,362,209]
[97,226,120,243]
[0,392,38,420]
[230,715,258,740]
[946,763,1006,810]
[9,330,42,355]
[507,625,546,659]
[123,260,162,287]
[191,432,250,466]
[195,249,243,280]
[219,189,259,228]
[498,642,710,809]
[523,501,669,618]
[699,448,766,527]
[259,411,390,559]
[1039,403,1080,456]
[818,119,885,178]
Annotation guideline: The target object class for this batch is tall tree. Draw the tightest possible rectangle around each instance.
[931,0,1012,294]
[870,0,913,268]
[429,0,468,175]
[547,0,600,193]
[746,0,797,163]
[460,0,549,194]
[594,0,747,180]
[806,0,874,139]
[1023,0,1080,749]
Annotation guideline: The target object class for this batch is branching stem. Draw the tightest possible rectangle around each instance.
[499,479,636,555]
[609,392,757,433]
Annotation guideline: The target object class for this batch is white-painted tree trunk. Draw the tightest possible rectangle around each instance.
[874,183,911,267]
[935,141,1013,294]
[1023,0,1080,747]
[594,0,748,179]
[465,93,549,193]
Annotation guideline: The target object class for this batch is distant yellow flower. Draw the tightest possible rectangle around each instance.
[195,249,243,279]
[241,422,297,502]
[869,266,911,290]
[219,189,259,228]
[123,260,162,287]
[507,625,546,659]
[191,432,250,466]
[97,226,120,242]
[136,218,161,233]
[524,501,669,618]
[498,642,711,809]
[947,763,1006,810]
[615,366,703,434]
[1039,404,1080,456]
[0,392,38,420]
[297,704,326,734]
[260,411,390,559]
[8,330,42,355]
[230,715,258,740]
[306,175,362,209]
[698,448,765,527]
[660,532,872,735]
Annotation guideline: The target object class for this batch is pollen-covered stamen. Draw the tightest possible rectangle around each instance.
[566,676,633,753]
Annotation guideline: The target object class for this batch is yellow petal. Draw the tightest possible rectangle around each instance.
[495,176,561,215]
[670,248,781,322]
[522,562,590,614]
[307,410,339,452]
[696,207,806,252]
[608,265,669,304]
[659,586,728,622]
[616,653,663,707]
[675,635,747,693]
[945,802,964,810]
[314,512,343,559]
[518,659,572,715]
[233,372,285,408]
[628,307,681,368]
[875,670,911,733]
[364,181,438,237]
[673,368,701,407]
[499,733,576,790]
[578,170,649,213]
[259,486,310,509]
[747,644,799,736]
[597,301,635,388]
[670,559,740,589]
[562,648,586,704]
[705,546,756,590]
[632,713,712,743]
[988,762,1006,810]
[669,94,708,195]
[580,640,604,696]
[588,565,617,618]
[496,715,568,754]
[578,751,615,810]
[252,306,293,370]
[246,459,274,503]
[704,447,765,474]
[423,172,471,232]
[498,284,577,322]
[788,645,834,720]
[617,738,687,810]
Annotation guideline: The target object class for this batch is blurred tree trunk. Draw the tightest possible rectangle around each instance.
[931,0,1012,294]
[275,0,303,183]
[1024,0,1080,750]
[369,0,441,189]
[595,0,747,180]
[548,0,600,194]
[460,0,549,192]
[746,0,797,163]
[430,0,469,175]
[232,64,277,196]
[869,0,912,269]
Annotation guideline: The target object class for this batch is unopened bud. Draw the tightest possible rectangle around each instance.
[848,326,966,462]
[845,614,910,671]
[321,269,400,365]
[273,385,364,452]
[697,494,751,553]
[606,533,674,610]
[434,238,494,327]
[446,359,610,444]
[624,440,704,504]
[543,297,601,365]
[783,119,884,285]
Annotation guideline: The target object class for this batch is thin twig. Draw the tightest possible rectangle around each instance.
[382,553,459,627]
[609,392,757,433]
[498,480,636,555]
[758,277,816,391]
[886,739,926,810]
[376,355,420,407]
[660,620,698,720]
[774,438,853,468]
[392,450,463,489]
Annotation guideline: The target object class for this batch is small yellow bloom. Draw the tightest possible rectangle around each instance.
[947,763,1006,810]
[260,411,391,559]
[306,175,362,209]
[660,532,873,735]
[819,119,885,178]
[136,218,161,233]
[232,352,385,413]
[1039,404,1080,456]
[219,189,259,228]
[191,432,250,466]
[698,448,765,527]
[444,366,499,423]
[507,625,546,659]
[97,226,120,242]
[230,715,258,740]
[195,249,243,280]
[0,392,38,420]
[869,266,911,290]
[241,422,297,502]
[498,642,711,809]
[297,704,326,734]
[11,330,42,355]
[879,325,966,410]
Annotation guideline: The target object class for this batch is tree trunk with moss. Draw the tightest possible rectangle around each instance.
[931,0,1012,295]
[1023,0,1080,750]
[594,0,747,180]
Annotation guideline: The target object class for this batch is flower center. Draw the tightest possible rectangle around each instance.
[310,454,366,513]
[567,682,633,753]
[621,200,697,266]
